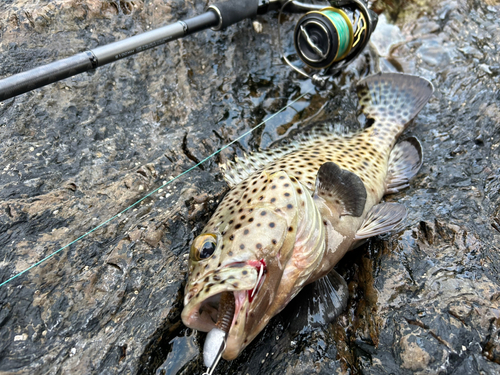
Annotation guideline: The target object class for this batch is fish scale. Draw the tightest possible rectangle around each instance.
[182,72,434,362]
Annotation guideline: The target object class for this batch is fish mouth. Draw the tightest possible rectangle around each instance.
[181,260,267,359]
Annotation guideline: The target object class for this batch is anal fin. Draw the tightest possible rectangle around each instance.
[385,137,423,194]
[355,202,407,240]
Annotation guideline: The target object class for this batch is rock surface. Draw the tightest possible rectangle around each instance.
[0,0,500,374]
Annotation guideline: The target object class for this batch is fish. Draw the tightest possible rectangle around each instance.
[181,72,433,361]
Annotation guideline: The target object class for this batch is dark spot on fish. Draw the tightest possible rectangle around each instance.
[243,194,248,199]
[221,280,226,284]
[259,196,264,200]
[279,176,285,180]
[257,223,261,227]
[297,188,302,194]
[229,220,233,224]
[218,262,221,267]
[222,231,226,235]
[285,193,290,197]
[228,251,233,256]
[213,275,221,281]
[221,245,225,250]
[233,283,239,288]
[271,185,276,189]
[287,204,293,209]
[235,224,241,230]
[284,183,290,187]
[288,227,293,232]
[204,277,210,282]
[235,321,238,325]
[196,272,200,277]
[228,276,235,280]
[238,208,243,213]
[271,198,276,203]
[247,199,251,203]
[323,220,327,225]
[256,243,262,249]
[230,235,235,240]
[261,211,267,216]
[242,270,248,275]
[272,239,277,245]
[269,222,275,228]
[241,215,246,220]
[244,229,249,235]
[249,218,254,222]
[205,264,209,269]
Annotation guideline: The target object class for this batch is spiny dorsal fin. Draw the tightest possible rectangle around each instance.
[355,202,407,240]
[356,73,434,130]
[314,162,367,217]
[221,124,354,187]
[385,136,423,194]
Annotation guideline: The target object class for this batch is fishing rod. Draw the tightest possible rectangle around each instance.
[0,0,377,101]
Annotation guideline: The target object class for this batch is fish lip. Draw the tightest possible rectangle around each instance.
[181,261,268,356]
[181,264,258,331]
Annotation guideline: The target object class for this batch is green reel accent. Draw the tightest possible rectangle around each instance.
[294,7,354,69]
[321,9,353,62]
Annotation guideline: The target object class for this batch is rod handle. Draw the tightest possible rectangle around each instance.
[208,0,259,30]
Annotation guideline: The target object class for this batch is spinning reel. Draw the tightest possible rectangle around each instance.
[277,0,378,84]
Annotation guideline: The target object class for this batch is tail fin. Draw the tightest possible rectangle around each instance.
[356,73,433,132]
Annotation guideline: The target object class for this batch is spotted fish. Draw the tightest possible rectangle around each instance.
[181,73,433,361]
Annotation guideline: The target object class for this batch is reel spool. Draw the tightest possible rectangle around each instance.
[280,0,378,84]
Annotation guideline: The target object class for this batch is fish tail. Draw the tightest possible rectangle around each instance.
[356,73,434,135]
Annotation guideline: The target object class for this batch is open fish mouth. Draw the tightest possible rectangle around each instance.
[181,260,267,354]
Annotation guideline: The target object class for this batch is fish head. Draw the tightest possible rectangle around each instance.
[181,170,301,359]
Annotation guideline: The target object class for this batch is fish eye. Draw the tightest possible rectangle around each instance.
[191,234,217,261]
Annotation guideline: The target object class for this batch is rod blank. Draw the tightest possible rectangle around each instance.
[0,11,219,102]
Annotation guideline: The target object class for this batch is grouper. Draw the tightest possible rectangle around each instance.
[181,73,434,363]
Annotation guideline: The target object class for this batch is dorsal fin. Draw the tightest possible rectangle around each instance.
[220,124,354,187]
[314,162,367,217]
[356,73,433,133]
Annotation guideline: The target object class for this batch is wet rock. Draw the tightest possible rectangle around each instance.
[1,0,500,374]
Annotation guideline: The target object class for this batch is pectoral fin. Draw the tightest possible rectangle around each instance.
[314,162,367,217]
[355,202,407,240]
[385,137,423,194]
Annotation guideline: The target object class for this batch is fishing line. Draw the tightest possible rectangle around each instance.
[0,88,313,288]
